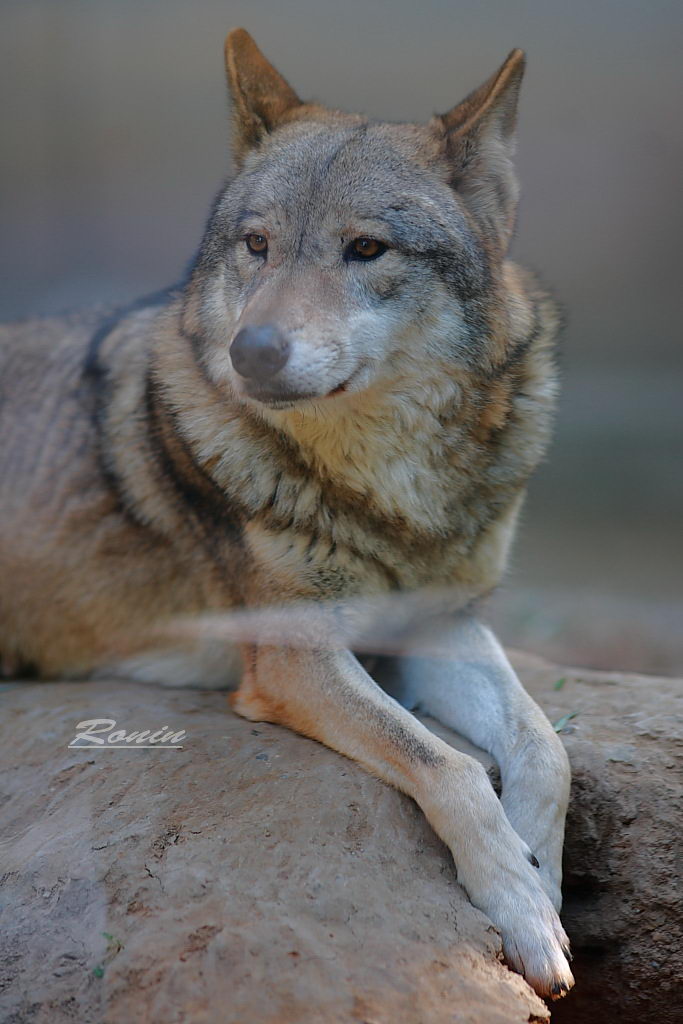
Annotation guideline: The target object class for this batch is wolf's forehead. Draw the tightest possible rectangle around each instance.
[237,123,450,218]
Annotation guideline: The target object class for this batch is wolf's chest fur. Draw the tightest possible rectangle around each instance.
[127,289,555,603]
[215,381,516,595]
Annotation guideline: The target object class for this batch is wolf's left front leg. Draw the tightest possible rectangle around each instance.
[231,641,573,997]
[377,615,571,913]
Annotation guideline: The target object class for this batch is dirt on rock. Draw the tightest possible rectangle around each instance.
[0,650,680,1023]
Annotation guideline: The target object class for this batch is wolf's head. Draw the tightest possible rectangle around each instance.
[184,29,525,413]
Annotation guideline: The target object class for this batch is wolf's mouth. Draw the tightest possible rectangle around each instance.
[322,361,369,399]
[247,365,365,409]
[326,377,352,398]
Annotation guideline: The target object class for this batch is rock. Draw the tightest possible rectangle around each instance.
[0,652,681,1023]
[0,677,546,1024]
[509,651,683,1024]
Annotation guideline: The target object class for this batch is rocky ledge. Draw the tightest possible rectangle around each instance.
[0,651,680,1023]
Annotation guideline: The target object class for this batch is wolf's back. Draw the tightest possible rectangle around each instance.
[0,313,105,515]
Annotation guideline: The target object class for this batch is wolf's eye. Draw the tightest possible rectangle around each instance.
[346,237,387,261]
[245,233,268,255]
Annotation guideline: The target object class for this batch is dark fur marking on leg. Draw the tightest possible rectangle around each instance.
[337,681,447,769]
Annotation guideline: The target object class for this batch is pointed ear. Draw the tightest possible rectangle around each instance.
[224,29,302,164]
[433,49,525,253]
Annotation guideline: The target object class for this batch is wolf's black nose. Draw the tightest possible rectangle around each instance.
[229,325,290,381]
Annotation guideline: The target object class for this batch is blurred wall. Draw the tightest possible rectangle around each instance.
[1,0,681,670]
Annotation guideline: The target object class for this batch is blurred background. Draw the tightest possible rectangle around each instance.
[1,0,681,675]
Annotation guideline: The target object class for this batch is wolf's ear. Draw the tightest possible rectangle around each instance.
[433,50,525,253]
[225,29,302,163]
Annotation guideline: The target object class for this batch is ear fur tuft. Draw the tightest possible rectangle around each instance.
[433,50,526,253]
[224,28,302,164]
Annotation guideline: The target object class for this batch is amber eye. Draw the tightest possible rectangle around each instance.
[346,237,387,261]
[245,233,268,255]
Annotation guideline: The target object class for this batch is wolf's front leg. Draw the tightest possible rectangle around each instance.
[232,643,573,998]
[376,616,571,916]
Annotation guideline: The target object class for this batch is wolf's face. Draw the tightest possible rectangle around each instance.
[185,32,523,412]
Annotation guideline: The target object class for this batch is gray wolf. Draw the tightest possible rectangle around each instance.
[0,28,573,997]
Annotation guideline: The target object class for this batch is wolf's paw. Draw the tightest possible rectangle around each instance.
[458,833,574,998]
[494,891,574,999]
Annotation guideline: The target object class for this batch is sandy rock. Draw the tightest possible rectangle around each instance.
[0,677,546,1024]
[0,651,681,1023]
[510,651,683,1024]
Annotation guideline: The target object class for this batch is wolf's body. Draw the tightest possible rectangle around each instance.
[0,30,574,997]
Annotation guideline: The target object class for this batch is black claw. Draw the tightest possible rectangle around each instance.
[529,853,540,868]
[551,982,568,997]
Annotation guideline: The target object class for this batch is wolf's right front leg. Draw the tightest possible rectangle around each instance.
[231,643,574,999]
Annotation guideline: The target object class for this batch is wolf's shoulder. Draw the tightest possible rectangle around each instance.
[0,307,107,369]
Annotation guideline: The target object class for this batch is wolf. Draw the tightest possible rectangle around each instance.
[0,29,574,997]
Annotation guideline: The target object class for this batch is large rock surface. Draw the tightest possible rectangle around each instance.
[0,652,680,1023]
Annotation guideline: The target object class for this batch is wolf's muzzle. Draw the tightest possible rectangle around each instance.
[229,324,290,382]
